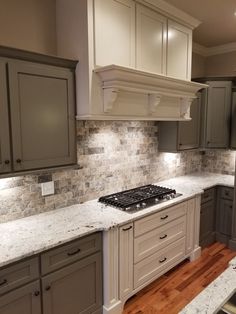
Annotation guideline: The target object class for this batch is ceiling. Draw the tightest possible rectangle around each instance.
[165,0,236,47]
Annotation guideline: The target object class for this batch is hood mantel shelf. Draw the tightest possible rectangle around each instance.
[94,65,208,121]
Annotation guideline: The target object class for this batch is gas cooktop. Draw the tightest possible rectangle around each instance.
[98,184,182,212]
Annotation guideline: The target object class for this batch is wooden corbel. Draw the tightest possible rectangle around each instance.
[180,97,195,119]
[148,94,162,114]
[103,88,119,113]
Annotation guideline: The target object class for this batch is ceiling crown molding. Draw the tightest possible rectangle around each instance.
[193,42,236,57]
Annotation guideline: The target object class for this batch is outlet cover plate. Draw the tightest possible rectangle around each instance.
[41,181,55,196]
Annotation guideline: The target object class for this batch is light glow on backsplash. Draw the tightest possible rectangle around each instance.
[163,153,178,163]
[0,178,13,190]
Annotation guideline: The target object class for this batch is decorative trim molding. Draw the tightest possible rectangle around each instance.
[94,65,207,120]
[193,42,236,57]
[136,0,201,29]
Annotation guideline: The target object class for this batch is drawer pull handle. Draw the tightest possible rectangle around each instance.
[159,257,167,263]
[225,192,229,196]
[67,248,81,256]
[34,291,40,297]
[160,234,167,240]
[45,286,51,291]
[122,226,133,231]
[160,215,168,220]
[0,279,7,286]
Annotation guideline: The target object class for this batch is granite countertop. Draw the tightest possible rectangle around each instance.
[0,172,234,268]
[180,257,236,314]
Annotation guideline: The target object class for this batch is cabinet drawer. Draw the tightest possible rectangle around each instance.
[201,188,214,204]
[134,216,186,263]
[41,233,102,275]
[134,201,187,237]
[220,186,234,200]
[134,237,185,289]
[0,257,39,295]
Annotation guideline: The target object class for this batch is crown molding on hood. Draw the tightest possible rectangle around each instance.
[93,65,207,121]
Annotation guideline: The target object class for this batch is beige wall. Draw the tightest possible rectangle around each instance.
[192,52,206,78]
[0,0,56,54]
[206,51,236,77]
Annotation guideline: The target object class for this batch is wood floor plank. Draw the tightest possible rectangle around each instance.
[123,242,236,314]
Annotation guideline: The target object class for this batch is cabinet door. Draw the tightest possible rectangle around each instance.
[178,93,201,150]
[136,4,167,74]
[94,0,135,67]
[230,90,236,149]
[42,252,102,314]
[119,223,133,299]
[199,200,215,247]
[205,81,232,148]
[167,20,192,80]
[0,281,41,314]
[8,61,76,171]
[218,199,232,236]
[0,60,11,173]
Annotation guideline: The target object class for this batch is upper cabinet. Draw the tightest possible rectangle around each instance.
[57,0,204,121]
[230,88,236,149]
[0,47,77,176]
[158,93,201,152]
[136,4,167,75]
[200,81,232,149]
[0,60,11,174]
[167,20,192,80]
[94,0,135,67]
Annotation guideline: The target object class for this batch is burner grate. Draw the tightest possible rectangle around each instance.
[98,184,177,210]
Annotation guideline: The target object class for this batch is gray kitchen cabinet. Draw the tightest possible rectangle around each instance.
[42,252,102,314]
[8,61,76,172]
[158,93,201,152]
[200,81,232,149]
[0,60,11,173]
[216,186,233,244]
[0,280,41,314]
[199,188,216,248]
[0,45,77,176]
[230,88,236,149]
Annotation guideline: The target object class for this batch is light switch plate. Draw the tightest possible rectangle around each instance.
[41,181,55,196]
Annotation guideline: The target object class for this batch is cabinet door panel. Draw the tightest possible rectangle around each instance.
[0,281,41,314]
[206,81,231,148]
[219,199,232,236]
[8,61,76,171]
[0,60,11,173]
[42,253,102,314]
[230,90,236,149]
[167,20,192,80]
[200,200,215,245]
[178,93,201,150]
[94,0,135,67]
[136,4,167,74]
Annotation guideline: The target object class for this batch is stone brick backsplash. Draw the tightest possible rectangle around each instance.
[202,150,236,175]
[0,121,234,223]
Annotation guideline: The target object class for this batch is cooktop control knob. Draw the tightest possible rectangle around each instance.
[136,204,141,209]
[142,202,146,207]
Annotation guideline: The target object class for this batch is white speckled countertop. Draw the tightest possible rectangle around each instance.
[180,257,236,314]
[0,172,234,268]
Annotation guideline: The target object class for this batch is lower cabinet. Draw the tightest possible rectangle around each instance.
[0,233,102,314]
[0,281,41,314]
[199,186,234,248]
[42,253,102,314]
[199,188,215,248]
[216,186,233,244]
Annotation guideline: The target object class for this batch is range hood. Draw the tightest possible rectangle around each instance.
[93,65,207,121]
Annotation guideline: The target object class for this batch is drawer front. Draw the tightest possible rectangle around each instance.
[134,237,185,289]
[41,233,102,275]
[220,186,234,200]
[0,257,39,295]
[134,216,186,263]
[201,188,214,204]
[134,201,187,237]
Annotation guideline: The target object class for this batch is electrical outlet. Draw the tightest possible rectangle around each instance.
[41,181,55,196]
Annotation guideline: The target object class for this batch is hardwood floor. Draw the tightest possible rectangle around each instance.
[123,242,236,314]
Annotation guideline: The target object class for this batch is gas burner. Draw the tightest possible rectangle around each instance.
[98,184,182,212]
